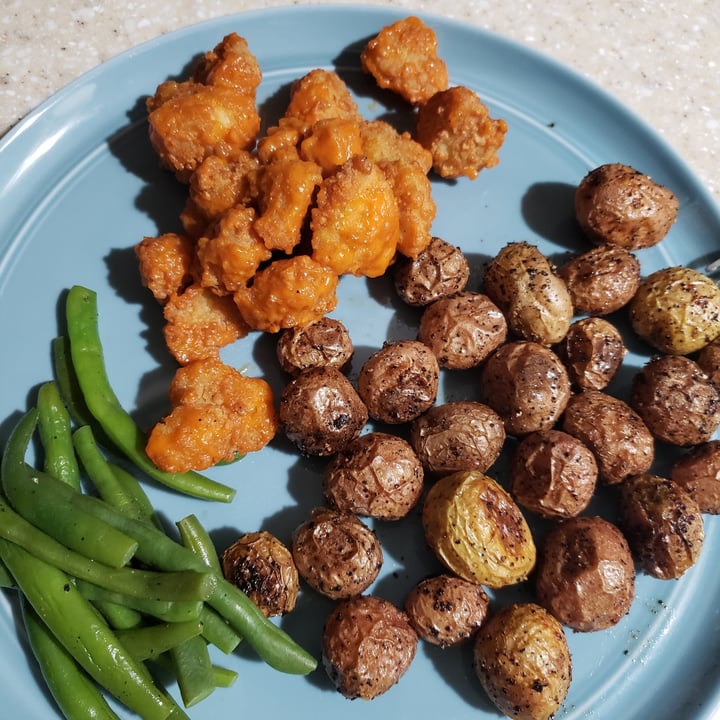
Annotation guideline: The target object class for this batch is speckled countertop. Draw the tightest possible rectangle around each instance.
[1,0,718,200]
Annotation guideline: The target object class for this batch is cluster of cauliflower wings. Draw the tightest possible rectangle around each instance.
[135,16,507,473]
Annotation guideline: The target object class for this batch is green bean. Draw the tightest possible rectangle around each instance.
[176,514,222,575]
[211,664,238,688]
[2,409,139,569]
[198,605,242,654]
[37,381,81,489]
[208,577,317,675]
[21,598,122,720]
[52,335,96,429]
[76,579,204,624]
[115,621,203,662]
[170,635,215,708]
[93,599,144,630]
[0,556,14,588]
[65,285,235,503]
[73,425,147,520]
[0,490,213,602]
[109,462,158,526]
[0,539,174,720]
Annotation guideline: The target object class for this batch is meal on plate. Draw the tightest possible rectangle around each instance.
[3,13,720,720]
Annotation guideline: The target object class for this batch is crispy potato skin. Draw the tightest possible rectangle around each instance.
[671,441,720,514]
[555,316,627,391]
[323,432,424,520]
[482,242,573,346]
[404,574,489,647]
[630,355,720,446]
[322,595,417,700]
[511,430,597,519]
[279,367,367,456]
[473,603,571,720]
[417,291,507,369]
[222,531,299,617]
[422,471,536,588]
[558,244,640,316]
[276,318,354,377]
[358,340,440,424]
[629,266,720,355]
[361,16,449,105]
[575,163,678,249]
[618,474,704,579]
[393,235,470,307]
[561,389,654,485]
[697,337,720,386]
[292,507,383,600]
[409,401,506,477]
[479,341,571,437]
[535,516,635,631]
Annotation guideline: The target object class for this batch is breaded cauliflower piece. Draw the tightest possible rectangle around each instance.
[256,118,305,165]
[359,119,433,174]
[299,118,363,175]
[188,151,260,223]
[135,233,197,303]
[233,255,339,333]
[311,155,400,277]
[254,159,324,253]
[378,160,435,259]
[146,357,278,472]
[284,69,361,129]
[415,86,508,180]
[147,83,261,182]
[163,284,249,365]
[196,205,272,294]
[361,16,449,106]
[192,32,262,95]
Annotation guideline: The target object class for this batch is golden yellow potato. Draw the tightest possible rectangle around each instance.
[629,266,720,355]
[474,603,572,720]
[483,241,573,346]
[422,470,536,588]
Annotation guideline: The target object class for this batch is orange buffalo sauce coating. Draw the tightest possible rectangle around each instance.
[135,233,196,303]
[284,68,361,128]
[233,255,339,333]
[311,156,400,277]
[146,357,278,473]
[299,118,363,175]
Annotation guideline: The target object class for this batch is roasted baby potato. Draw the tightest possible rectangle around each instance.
[479,341,571,436]
[422,470,536,588]
[696,336,720,386]
[322,595,417,700]
[555,316,627,391]
[279,367,367,456]
[222,531,299,617]
[357,339,440,424]
[510,429,597,519]
[629,266,720,355]
[323,432,424,520]
[404,574,489,647]
[574,163,678,249]
[482,241,573,346]
[618,474,704,579]
[409,401,506,477]
[630,354,720,446]
[276,317,354,377]
[473,603,572,720]
[393,235,470,307]
[561,389,654,485]
[535,516,635,632]
[557,244,640,315]
[291,507,383,599]
[417,291,507,369]
[671,440,720,514]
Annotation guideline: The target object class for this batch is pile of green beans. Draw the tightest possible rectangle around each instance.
[0,285,317,720]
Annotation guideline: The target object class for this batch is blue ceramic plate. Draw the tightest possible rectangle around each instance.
[1,5,719,719]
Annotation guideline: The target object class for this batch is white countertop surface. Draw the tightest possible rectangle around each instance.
[1,0,718,200]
